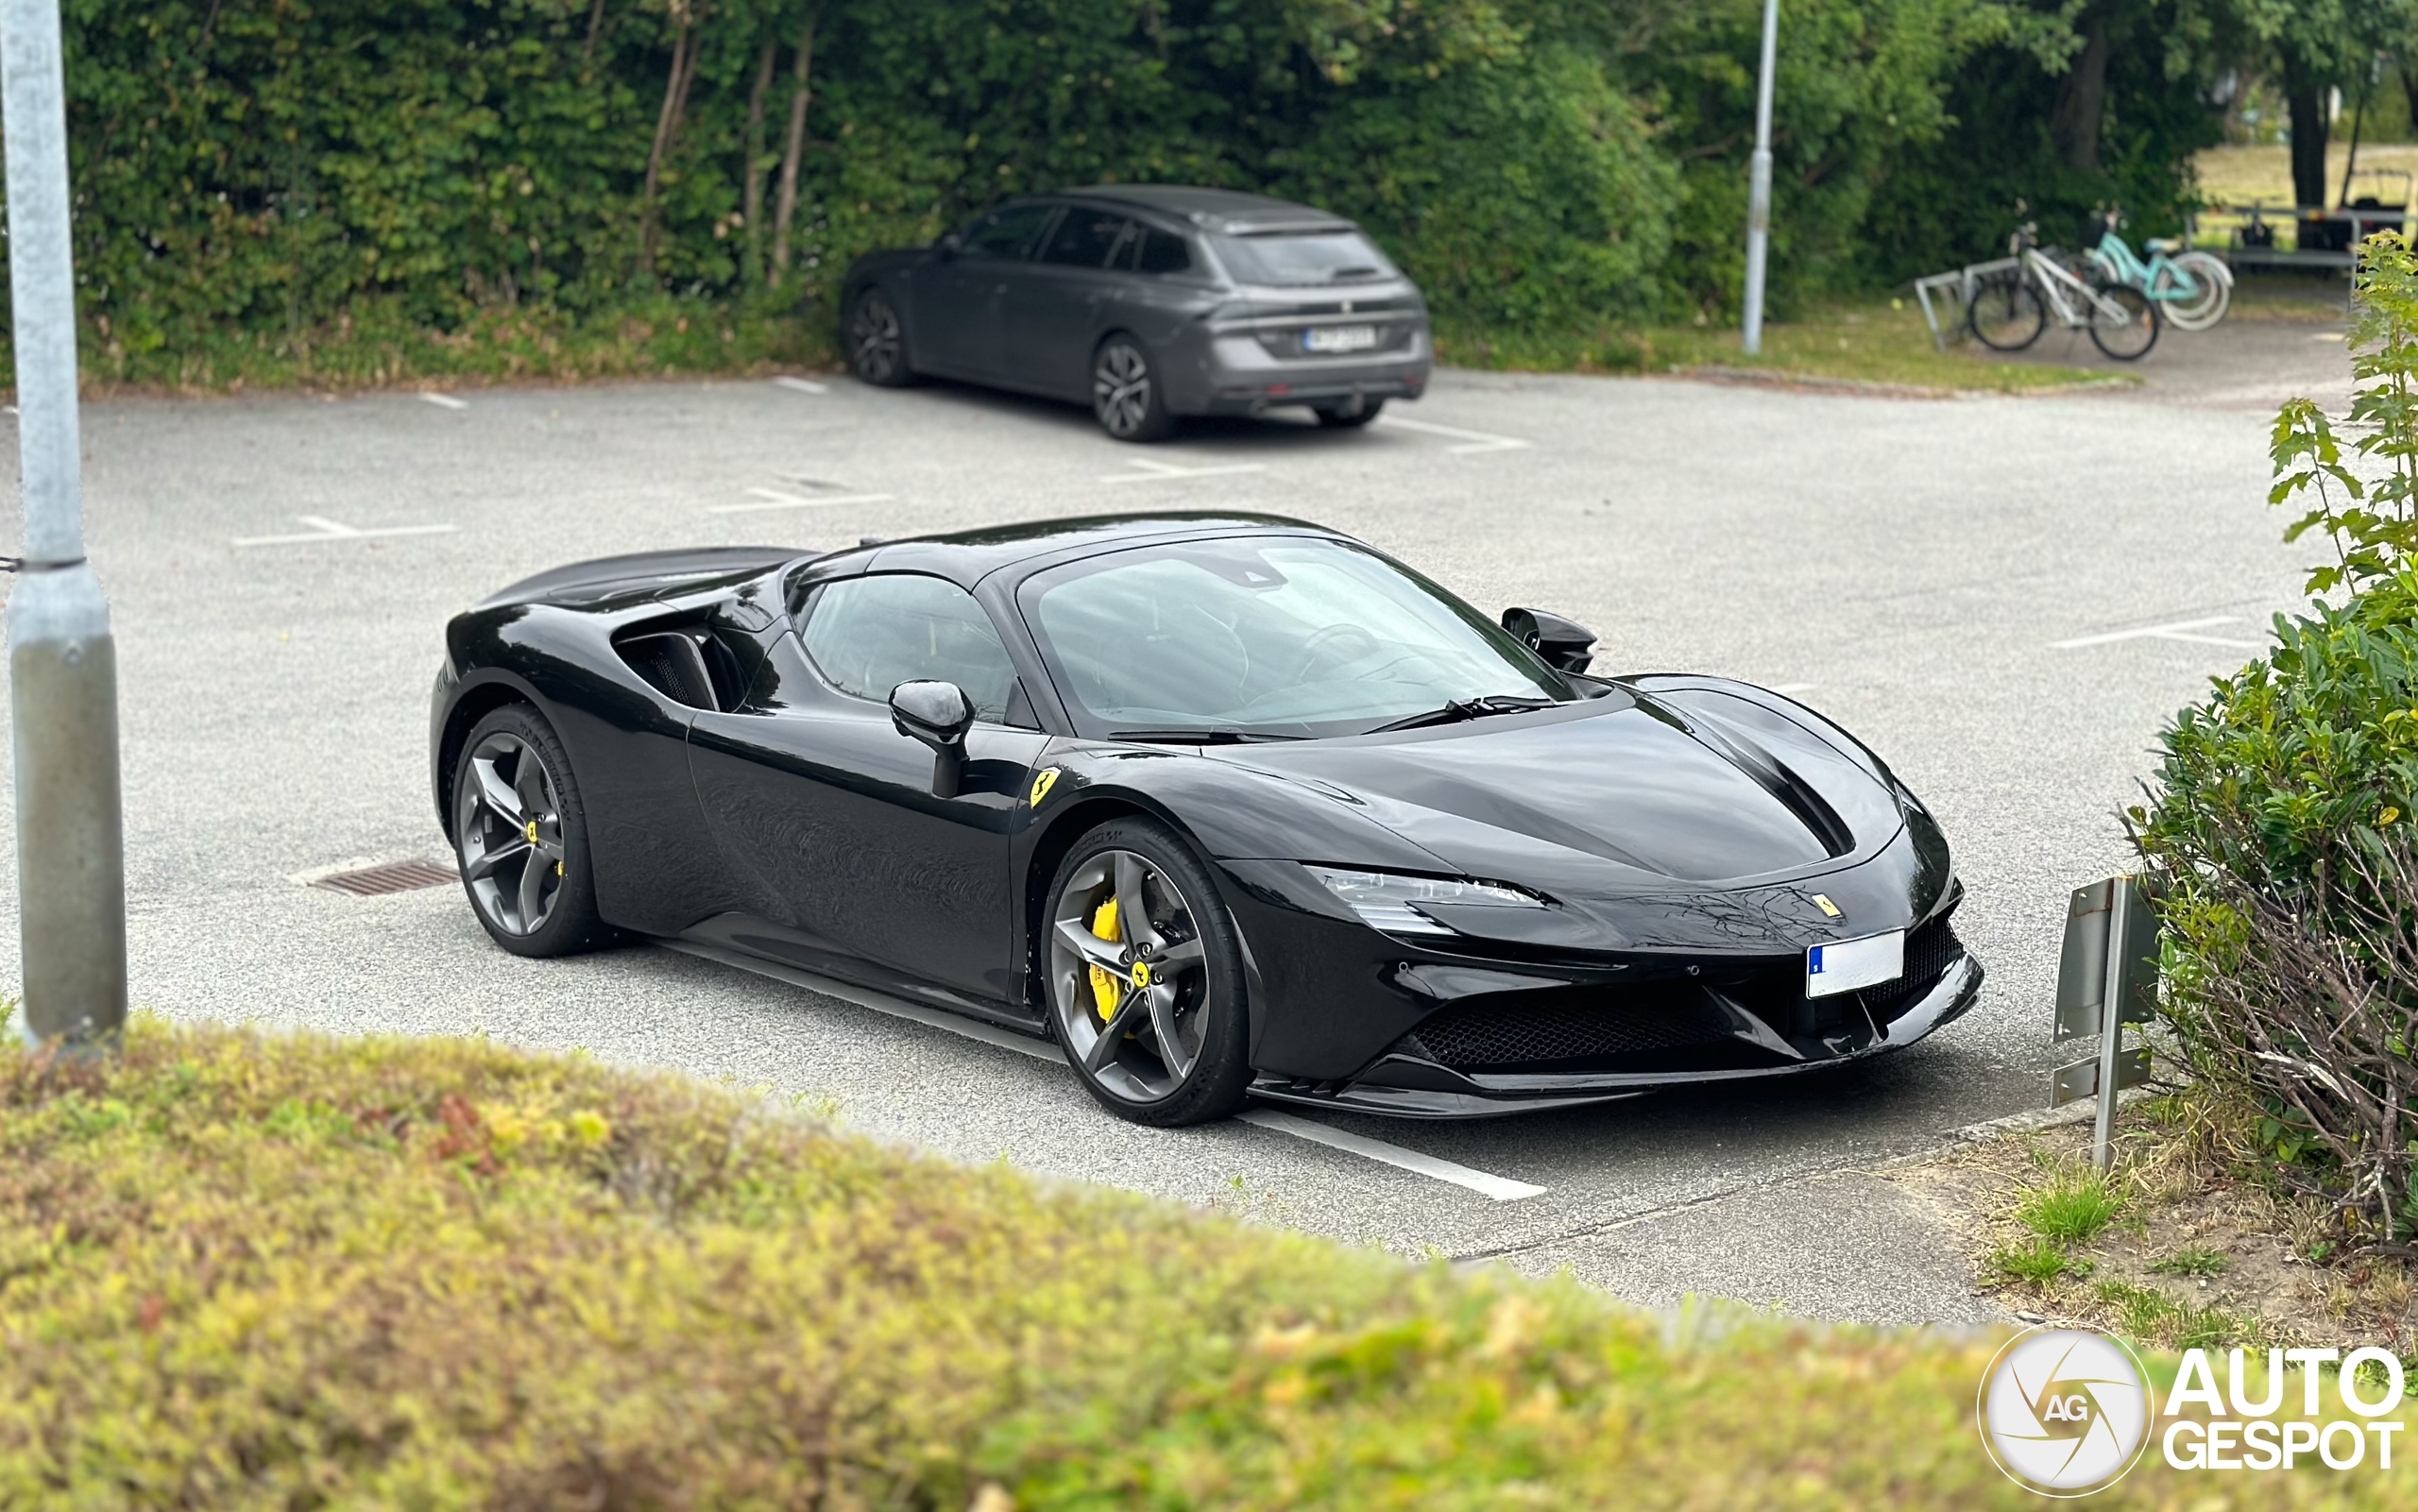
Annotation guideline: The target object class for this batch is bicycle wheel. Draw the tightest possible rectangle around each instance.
[2161,252,2231,331]
[2087,283,2159,361]
[1967,276,2046,351]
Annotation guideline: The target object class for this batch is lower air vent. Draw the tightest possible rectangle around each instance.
[1406,987,1738,1072]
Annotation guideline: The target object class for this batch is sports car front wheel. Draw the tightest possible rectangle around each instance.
[1044,819,1251,1125]
[451,705,611,958]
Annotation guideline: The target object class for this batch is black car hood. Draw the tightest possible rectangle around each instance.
[1218,682,1908,895]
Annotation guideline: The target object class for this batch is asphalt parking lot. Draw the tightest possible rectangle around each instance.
[0,345,2326,1320]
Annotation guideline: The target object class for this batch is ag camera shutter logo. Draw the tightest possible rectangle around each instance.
[1978,1326,2154,1496]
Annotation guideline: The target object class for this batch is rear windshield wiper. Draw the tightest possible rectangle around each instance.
[1368,696,1558,734]
[1107,728,1306,744]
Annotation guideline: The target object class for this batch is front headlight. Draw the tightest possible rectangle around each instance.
[1305,867,1545,937]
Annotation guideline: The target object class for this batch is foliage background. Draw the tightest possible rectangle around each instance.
[28,0,2243,386]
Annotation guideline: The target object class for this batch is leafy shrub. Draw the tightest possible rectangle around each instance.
[2134,232,2418,1248]
[0,1013,2388,1508]
[15,0,2226,384]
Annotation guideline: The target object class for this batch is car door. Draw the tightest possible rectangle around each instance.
[998,207,1133,400]
[686,572,1049,1006]
[911,203,1060,382]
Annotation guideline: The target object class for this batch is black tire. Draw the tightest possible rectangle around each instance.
[1040,818,1252,1126]
[1314,398,1386,429]
[844,287,915,387]
[1091,334,1176,442]
[450,705,613,958]
[1967,276,2046,351]
[2086,282,2159,361]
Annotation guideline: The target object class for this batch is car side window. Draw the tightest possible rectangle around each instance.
[961,204,1058,262]
[1039,210,1132,268]
[799,574,1019,722]
[1125,227,1193,275]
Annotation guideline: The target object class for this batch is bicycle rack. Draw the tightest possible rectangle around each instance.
[1912,256,2019,352]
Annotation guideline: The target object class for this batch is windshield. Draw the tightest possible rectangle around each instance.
[1211,229,1397,286]
[1020,536,1569,739]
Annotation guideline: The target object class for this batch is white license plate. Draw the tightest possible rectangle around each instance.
[1806,930,1905,998]
[1303,324,1379,353]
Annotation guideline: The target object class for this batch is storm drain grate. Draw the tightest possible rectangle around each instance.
[309,858,459,897]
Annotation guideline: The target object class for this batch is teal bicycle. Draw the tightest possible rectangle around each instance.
[2086,212,2231,331]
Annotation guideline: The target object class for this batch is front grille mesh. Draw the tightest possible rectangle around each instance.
[1859,913,1962,1023]
[1406,989,1735,1072]
[1398,909,1967,1075]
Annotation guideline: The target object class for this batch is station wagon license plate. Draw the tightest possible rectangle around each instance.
[1805,929,1905,998]
[1303,324,1380,353]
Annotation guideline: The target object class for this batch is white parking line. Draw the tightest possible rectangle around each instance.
[660,940,1545,1200]
[1239,1109,1547,1202]
[774,376,830,395]
[2051,615,2267,651]
[418,392,469,411]
[233,516,459,549]
[1101,457,1269,484]
[1377,415,1531,454]
[708,487,895,515]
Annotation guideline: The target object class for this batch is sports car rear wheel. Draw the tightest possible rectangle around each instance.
[1045,819,1250,1125]
[451,705,610,958]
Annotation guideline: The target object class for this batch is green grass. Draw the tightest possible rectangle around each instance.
[0,1014,2394,1509]
[1989,1239,2094,1285]
[2148,1246,2233,1278]
[58,293,835,396]
[1436,297,2122,393]
[2093,1279,2265,1351]
[2017,1163,2124,1244]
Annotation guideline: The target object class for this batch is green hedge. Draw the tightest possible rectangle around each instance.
[2133,235,2418,1243]
[0,1012,2397,1507]
[25,1,2223,388]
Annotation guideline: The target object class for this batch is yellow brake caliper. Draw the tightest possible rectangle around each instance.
[1087,895,1122,1023]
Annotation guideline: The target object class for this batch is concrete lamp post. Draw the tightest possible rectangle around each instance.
[3,0,128,1052]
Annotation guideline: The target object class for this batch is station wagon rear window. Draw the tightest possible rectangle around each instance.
[1211,229,1397,286]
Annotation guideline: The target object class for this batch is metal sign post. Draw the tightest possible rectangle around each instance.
[3,0,127,1051]
[2051,876,2159,1168]
[1739,0,1779,356]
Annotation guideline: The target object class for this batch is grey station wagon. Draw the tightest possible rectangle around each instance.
[838,185,1432,441]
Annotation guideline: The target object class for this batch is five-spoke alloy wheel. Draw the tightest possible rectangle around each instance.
[1091,334,1175,442]
[451,705,609,957]
[1045,819,1249,1124]
[845,288,913,387]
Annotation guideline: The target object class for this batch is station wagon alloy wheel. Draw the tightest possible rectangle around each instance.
[846,289,910,386]
[1047,842,1234,1113]
[456,730,566,936]
[1091,336,1172,441]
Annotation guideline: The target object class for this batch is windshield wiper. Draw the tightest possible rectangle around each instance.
[1368,696,1559,734]
[1108,727,1306,744]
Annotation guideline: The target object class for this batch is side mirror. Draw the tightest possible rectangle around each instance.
[891,679,975,797]
[1502,607,1596,675]
[935,231,963,259]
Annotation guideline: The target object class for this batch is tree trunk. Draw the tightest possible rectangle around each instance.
[771,11,819,287]
[2048,6,2110,175]
[741,38,778,286]
[639,9,700,277]
[2285,57,2331,210]
[2338,91,2365,208]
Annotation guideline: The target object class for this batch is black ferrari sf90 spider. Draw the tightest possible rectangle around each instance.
[431,515,1980,1125]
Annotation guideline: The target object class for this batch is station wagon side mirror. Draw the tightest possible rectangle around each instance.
[1502,607,1596,675]
[891,679,975,797]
